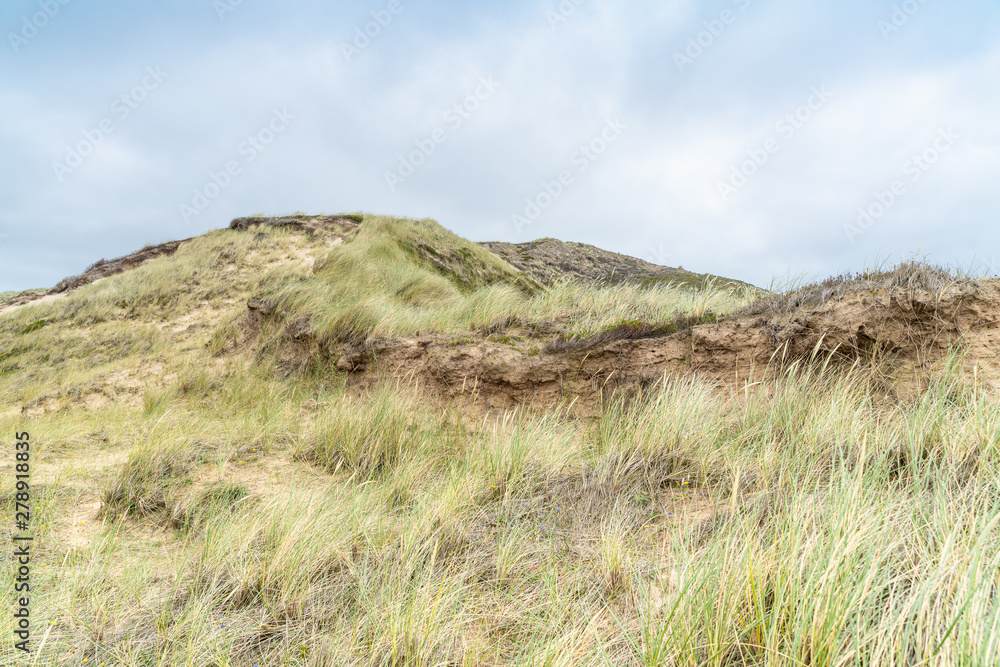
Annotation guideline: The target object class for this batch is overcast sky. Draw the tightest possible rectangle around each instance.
[2,0,998,291]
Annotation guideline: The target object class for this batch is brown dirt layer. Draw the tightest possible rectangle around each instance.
[2,215,360,311]
[229,214,362,234]
[1,239,195,313]
[1,290,51,310]
[51,239,194,293]
[1,215,734,311]
[245,280,1000,413]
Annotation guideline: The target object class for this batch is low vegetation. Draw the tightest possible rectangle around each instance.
[732,259,979,319]
[261,216,754,347]
[1,215,998,665]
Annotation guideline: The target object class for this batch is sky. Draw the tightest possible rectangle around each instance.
[2,0,998,291]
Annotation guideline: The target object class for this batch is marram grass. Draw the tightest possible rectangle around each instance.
[3,348,1000,665]
[1,224,997,665]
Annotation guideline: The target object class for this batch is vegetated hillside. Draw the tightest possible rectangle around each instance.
[3,214,1000,665]
[238,217,1000,412]
[0,239,194,312]
[479,237,752,291]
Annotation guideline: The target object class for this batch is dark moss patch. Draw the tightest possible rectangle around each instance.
[19,319,50,334]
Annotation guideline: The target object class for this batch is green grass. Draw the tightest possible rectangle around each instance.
[640,272,751,293]
[3,216,999,664]
[733,258,976,319]
[294,383,464,479]
[100,434,205,520]
[263,216,755,347]
[0,288,46,306]
[0,224,329,410]
[2,346,1000,664]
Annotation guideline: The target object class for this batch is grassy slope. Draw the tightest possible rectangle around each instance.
[262,215,754,347]
[480,237,755,292]
[1,217,999,665]
[0,289,47,309]
[0,225,330,411]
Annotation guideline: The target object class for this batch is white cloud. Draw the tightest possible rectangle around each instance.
[1,0,999,290]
